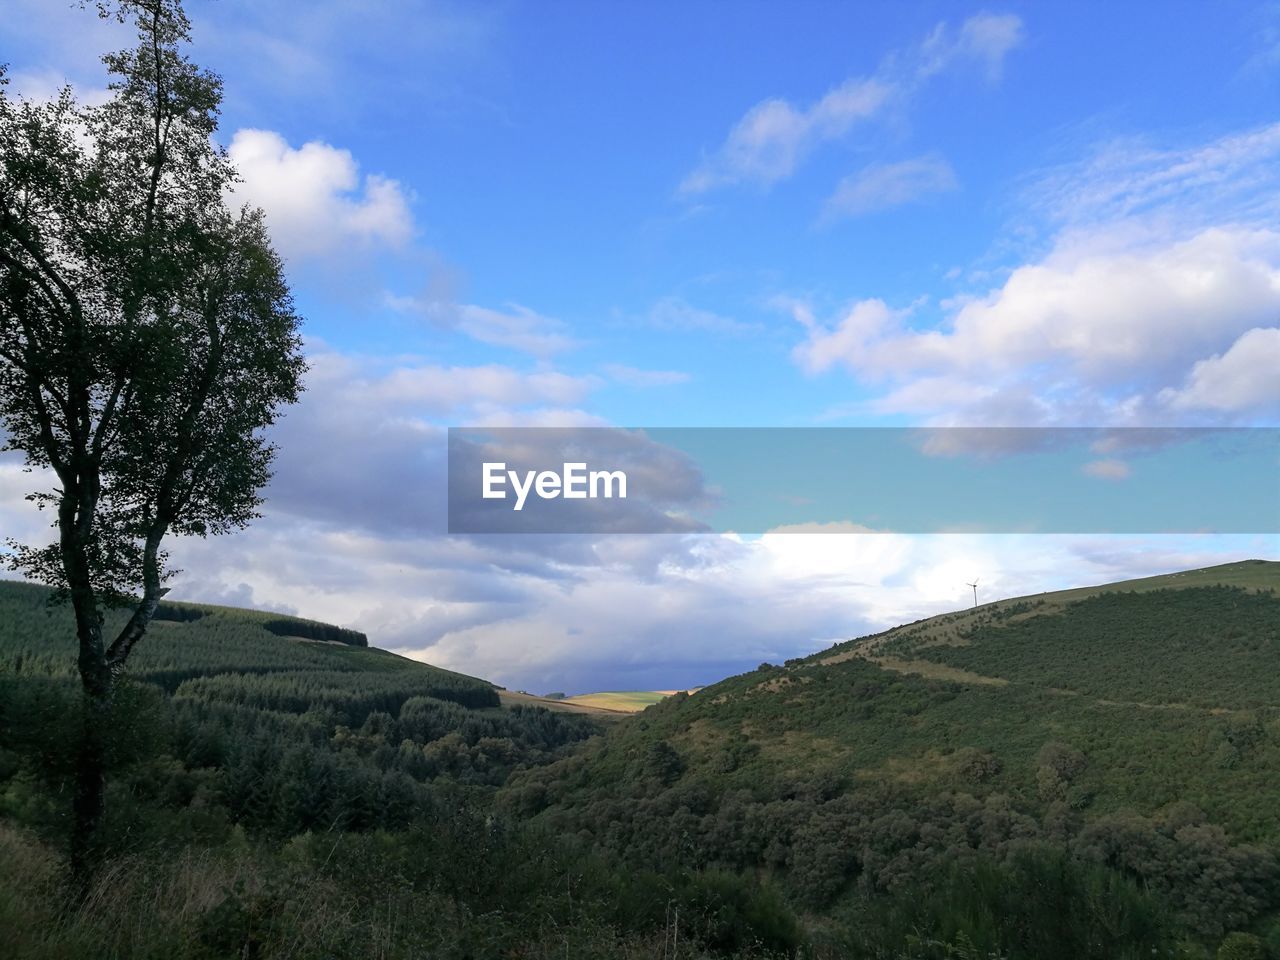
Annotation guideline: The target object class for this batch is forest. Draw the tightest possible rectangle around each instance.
[1,566,1279,958]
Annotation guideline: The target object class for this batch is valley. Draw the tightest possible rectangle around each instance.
[2,560,1278,958]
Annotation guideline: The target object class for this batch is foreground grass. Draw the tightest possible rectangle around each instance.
[0,822,795,960]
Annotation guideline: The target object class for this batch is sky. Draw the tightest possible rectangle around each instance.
[1,1,1278,694]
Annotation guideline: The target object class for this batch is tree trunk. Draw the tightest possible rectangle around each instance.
[71,685,110,881]
[69,567,112,882]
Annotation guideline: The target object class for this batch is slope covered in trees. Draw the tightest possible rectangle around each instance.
[2,564,1279,958]
[0,579,799,958]
[509,561,1280,955]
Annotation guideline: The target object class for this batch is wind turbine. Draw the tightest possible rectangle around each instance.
[966,578,979,608]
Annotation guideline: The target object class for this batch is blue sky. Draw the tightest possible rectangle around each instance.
[2,1,1278,693]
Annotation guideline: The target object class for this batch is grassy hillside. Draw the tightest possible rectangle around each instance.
[563,690,699,712]
[498,689,702,717]
[510,560,1280,954]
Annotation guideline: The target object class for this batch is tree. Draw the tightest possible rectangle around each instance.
[0,0,305,873]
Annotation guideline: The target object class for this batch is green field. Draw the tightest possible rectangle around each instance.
[562,689,698,712]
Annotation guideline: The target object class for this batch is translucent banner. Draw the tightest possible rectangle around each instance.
[446,427,1280,534]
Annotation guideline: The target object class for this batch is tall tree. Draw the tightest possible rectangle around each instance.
[0,0,305,873]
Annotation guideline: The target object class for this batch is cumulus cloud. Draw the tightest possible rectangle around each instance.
[227,128,414,261]
[799,122,1280,427]
[790,227,1280,424]
[1159,328,1280,414]
[822,155,957,221]
[681,12,1022,194]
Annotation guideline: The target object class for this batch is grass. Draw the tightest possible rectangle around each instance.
[498,689,703,716]
[562,690,698,712]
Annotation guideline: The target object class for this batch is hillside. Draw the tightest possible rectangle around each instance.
[560,690,695,712]
[0,580,800,958]
[4,564,1280,958]
[815,558,1280,707]
[0,577,608,834]
[0,578,493,704]
[509,560,1280,952]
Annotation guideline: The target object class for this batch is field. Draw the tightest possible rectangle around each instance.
[563,690,699,712]
[499,688,703,716]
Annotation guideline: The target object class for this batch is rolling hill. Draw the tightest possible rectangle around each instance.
[508,560,1280,951]
[0,578,496,705]
[0,577,604,834]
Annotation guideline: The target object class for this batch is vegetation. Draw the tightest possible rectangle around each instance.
[907,588,1279,708]
[0,0,306,868]
[0,580,801,957]
[562,690,697,712]
[508,561,1280,955]
[2,555,1279,957]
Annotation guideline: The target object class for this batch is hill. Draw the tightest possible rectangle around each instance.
[0,578,493,705]
[508,560,1280,953]
[0,579,807,958]
[4,563,1280,958]
[0,577,611,834]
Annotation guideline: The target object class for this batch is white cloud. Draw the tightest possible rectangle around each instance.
[449,303,576,357]
[603,364,691,387]
[822,155,957,221]
[925,12,1025,81]
[227,128,414,261]
[1159,327,1280,413]
[385,294,577,357]
[791,227,1280,423]
[303,349,596,421]
[680,79,893,193]
[645,296,760,336]
[1025,122,1280,233]
[681,12,1022,194]
[4,68,110,107]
